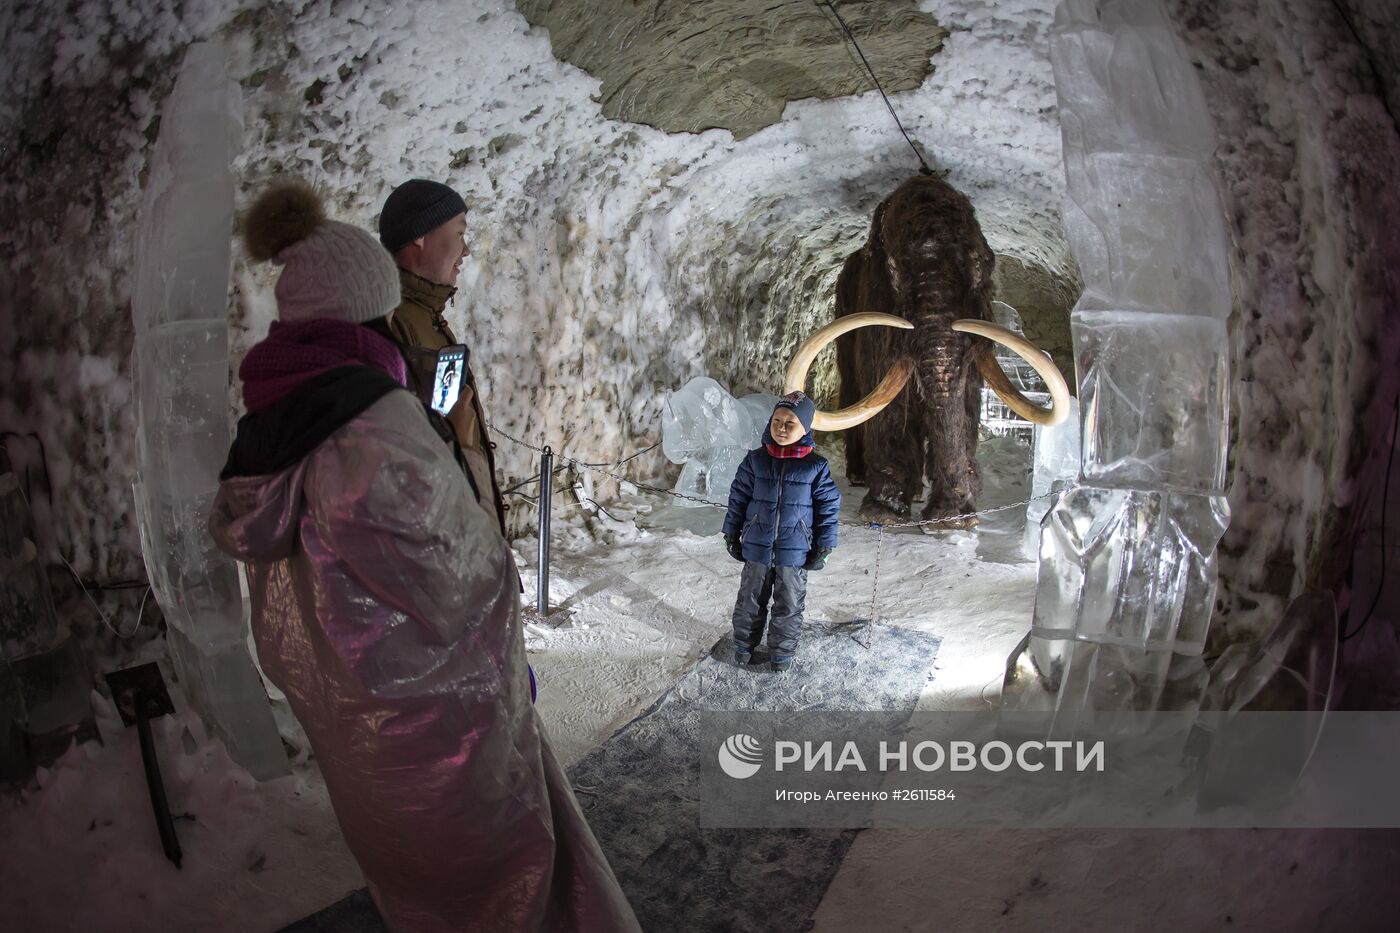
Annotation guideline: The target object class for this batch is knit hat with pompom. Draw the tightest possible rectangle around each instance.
[242,179,400,324]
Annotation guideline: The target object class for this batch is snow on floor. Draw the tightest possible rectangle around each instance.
[813,825,1400,932]
[6,438,1396,931]
[0,694,363,932]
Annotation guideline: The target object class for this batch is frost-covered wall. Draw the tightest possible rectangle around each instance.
[1,0,1396,665]
[1334,0,1400,123]
[1167,0,1400,654]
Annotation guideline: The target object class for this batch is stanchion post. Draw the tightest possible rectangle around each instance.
[537,446,553,617]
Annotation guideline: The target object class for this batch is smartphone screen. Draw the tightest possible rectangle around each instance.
[431,345,468,415]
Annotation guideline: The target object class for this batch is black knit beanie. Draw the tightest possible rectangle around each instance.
[774,391,817,433]
[378,179,467,253]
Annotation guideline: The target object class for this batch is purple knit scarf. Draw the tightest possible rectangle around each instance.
[239,319,407,413]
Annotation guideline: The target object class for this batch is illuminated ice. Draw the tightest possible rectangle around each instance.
[130,42,285,779]
[1003,0,1232,722]
[1022,397,1081,559]
[662,377,776,507]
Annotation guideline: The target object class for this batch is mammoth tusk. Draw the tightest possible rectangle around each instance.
[952,319,1070,426]
[785,312,916,432]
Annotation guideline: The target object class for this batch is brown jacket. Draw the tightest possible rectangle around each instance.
[389,267,507,533]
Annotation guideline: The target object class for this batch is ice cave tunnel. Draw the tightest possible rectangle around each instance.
[3,0,1400,930]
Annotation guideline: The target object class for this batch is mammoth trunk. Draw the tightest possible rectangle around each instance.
[834,174,995,528]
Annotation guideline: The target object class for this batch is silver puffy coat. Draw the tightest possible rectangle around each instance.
[208,389,639,932]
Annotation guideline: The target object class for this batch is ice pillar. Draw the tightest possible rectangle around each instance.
[1001,0,1232,724]
[1023,397,1081,560]
[130,42,285,779]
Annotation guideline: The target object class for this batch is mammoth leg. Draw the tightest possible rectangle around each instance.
[858,345,922,521]
[921,353,983,529]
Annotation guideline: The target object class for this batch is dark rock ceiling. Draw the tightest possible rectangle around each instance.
[515,0,948,139]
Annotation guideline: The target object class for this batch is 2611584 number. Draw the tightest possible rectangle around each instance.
[891,789,957,801]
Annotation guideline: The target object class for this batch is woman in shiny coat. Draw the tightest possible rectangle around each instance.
[207,180,638,933]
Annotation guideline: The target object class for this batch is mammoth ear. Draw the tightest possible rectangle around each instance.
[968,246,993,294]
[868,199,890,251]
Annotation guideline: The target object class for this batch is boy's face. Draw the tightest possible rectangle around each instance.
[769,407,805,446]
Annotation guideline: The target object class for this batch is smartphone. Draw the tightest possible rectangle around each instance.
[430,344,469,415]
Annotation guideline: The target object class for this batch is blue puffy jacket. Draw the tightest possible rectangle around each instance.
[722,429,841,567]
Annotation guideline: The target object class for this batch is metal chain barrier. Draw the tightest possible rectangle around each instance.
[849,525,886,649]
[488,423,1056,637]
[490,422,1052,528]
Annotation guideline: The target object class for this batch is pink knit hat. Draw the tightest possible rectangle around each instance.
[243,179,399,324]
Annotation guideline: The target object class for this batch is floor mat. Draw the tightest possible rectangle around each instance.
[566,621,941,933]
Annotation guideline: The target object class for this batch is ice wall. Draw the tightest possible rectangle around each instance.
[1002,0,1232,722]
[129,42,284,780]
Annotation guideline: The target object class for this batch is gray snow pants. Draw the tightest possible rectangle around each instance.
[731,561,808,657]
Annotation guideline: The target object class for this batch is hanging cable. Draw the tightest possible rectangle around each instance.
[1341,393,1399,642]
[502,465,568,499]
[1,431,53,503]
[817,0,933,175]
[577,441,660,469]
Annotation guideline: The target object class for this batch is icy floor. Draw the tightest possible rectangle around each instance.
[5,438,1397,931]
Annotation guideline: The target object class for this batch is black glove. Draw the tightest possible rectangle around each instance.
[803,547,832,571]
[725,535,744,562]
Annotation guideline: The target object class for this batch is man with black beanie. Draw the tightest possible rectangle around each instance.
[379,178,507,533]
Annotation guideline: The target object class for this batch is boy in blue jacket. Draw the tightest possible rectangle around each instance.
[722,391,841,673]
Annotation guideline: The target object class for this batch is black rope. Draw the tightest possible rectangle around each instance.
[818,0,932,175]
[576,441,661,469]
[1,431,53,503]
[1341,393,1399,642]
[499,438,660,507]
[82,578,152,591]
[502,465,568,498]
[583,497,623,523]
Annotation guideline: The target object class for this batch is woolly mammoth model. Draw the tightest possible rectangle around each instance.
[788,174,1068,528]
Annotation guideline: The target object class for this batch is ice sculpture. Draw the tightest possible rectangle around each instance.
[990,301,1045,394]
[1022,397,1081,560]
[1001,0,1232,726]
[130,42,285,779]
[980,301,1055,440]
[662,377,777,507]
